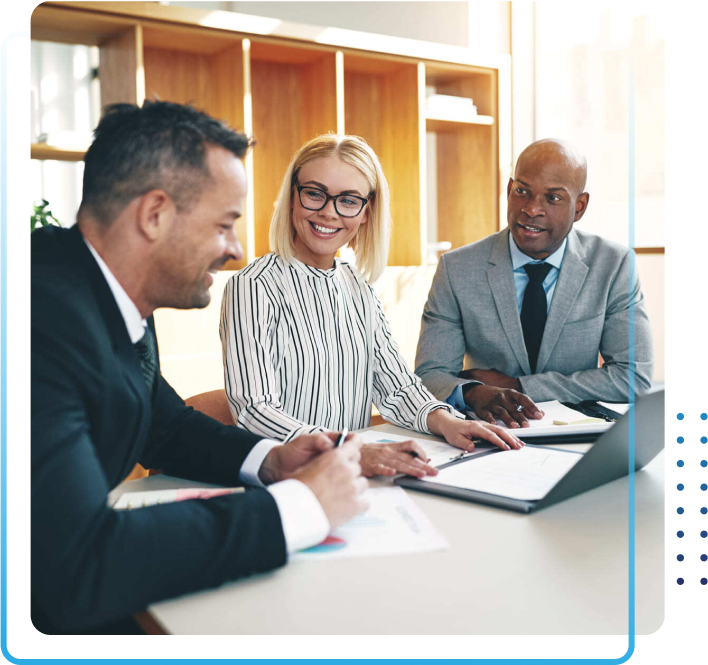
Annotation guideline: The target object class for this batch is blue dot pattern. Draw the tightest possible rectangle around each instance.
[674,412,708,585]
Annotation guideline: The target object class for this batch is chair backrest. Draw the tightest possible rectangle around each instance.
[185,389,234,426]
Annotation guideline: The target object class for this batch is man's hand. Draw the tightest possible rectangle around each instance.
[428,408,524,451]
[293,440,369,530]
[259,431,352,484]
[463,383,543,429]
[459,368,522,390]
[360,441,438,478]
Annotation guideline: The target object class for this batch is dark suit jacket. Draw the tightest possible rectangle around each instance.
[31,225,286,634]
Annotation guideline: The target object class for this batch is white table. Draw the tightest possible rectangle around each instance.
[121,424,663,635]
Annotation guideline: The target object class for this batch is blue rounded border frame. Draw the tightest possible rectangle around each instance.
[0,30,23,663]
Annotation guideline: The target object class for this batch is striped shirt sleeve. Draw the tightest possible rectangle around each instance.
[220,273,325,442]
[368,287,453,433]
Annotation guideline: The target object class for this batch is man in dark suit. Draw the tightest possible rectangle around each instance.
[31,101,367,634]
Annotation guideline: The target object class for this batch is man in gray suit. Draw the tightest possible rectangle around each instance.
[415,139,653,428]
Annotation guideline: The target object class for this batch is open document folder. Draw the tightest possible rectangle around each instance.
[466,399,614,440]
[397,390,664,513]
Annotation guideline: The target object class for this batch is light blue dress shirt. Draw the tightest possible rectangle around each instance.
[445,233,568,410]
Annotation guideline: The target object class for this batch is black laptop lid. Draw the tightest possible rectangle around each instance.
[535,389,664,511]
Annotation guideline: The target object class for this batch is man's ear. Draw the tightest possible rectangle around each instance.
[573,192,590,222]
[506,177,514,198]
[136,189,174,241]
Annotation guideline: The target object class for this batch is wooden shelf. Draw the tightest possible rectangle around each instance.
[31,2,510,269]
[426,114,494,131]
[31,144,87,161]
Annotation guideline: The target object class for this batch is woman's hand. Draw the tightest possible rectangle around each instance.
[427,408,524,452]
[360,440,438,478]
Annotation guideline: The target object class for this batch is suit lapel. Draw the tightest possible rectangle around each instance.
[67,226,152,408]
[487,230,532,375]
[535,230,589,373]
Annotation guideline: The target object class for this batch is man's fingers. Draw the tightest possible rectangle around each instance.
[370,464,396,477]
[315,433,336,451]
[355,476,369,494]
[341,441,362,463]
[510,392,544,419]
[489,403,519,429]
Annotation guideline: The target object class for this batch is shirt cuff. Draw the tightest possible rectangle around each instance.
[446,384,467,411]
[267,479,331,554]
[239,439,282,487]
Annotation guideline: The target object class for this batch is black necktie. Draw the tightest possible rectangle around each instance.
[134,327,158,394]
[520,263,553,374]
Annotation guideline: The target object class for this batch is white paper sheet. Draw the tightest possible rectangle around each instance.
[360,431,485,467]
[467,400,613,438]
[290,487,448,561]
[420,446,584,501]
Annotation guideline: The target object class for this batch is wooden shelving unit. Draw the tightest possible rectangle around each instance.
[31,1,510,269]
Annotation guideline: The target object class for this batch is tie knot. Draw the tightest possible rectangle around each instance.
[524,262,552,283]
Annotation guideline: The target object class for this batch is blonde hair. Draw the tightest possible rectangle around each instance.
[269,134,391,283]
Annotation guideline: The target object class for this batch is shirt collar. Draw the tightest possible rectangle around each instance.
[289,255,339,280]
[508,231,567,272]
[84,237,147,344]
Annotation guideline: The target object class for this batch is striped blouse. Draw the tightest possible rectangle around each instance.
[219,253,454,442]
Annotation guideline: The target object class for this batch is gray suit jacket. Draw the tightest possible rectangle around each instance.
[415,228,653,403]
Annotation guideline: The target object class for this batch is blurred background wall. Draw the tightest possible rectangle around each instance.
[31,1,664,398]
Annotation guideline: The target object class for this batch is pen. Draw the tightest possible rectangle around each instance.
[335,428,348,448]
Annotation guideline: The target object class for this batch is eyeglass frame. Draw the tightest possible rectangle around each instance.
[294,182,372,218]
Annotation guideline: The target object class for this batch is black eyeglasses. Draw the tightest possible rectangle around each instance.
[295,183,371,218]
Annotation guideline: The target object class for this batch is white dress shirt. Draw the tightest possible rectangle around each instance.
[84,237,328,554]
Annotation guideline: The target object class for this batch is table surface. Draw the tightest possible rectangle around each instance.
[121,424,664,635]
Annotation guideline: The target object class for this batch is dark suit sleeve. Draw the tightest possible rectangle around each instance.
[139,374,265,486]
[415,253,479,401]
[30,332,286,631]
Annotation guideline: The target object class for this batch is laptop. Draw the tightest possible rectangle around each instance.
[395,389,664,513]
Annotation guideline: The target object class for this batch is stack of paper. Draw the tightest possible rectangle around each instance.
[426,93,478,121]
[467,400,613,438]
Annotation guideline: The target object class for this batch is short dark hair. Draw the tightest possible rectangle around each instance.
[80,100,253,224]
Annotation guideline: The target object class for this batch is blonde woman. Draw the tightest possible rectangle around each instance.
[220,135,522,478]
